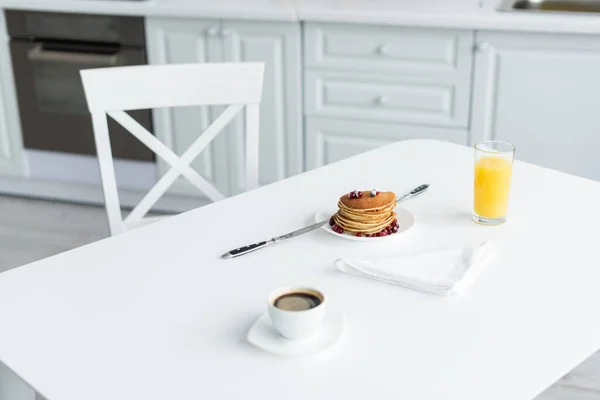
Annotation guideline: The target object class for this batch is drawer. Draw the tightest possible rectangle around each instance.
[306,117,467,170]
[304,70,470,128]
[304,23,474,75]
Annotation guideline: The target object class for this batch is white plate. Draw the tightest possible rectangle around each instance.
[314,207,415,242]
[247,311,344,356]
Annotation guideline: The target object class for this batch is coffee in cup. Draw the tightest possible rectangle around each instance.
[268,287,326,340]
[273,292,322,311]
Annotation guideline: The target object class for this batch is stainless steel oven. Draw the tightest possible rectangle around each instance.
[6,10,153,161]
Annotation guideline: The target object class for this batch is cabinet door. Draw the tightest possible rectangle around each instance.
[222,21,303,194]
[306,117,467,169]
[145,17,232,196]
[472,32,600,181]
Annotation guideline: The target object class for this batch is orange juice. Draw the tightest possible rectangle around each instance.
[474,156,513,219]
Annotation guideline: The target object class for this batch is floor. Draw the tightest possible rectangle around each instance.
[0,195,109,272]
[0,195,599,399]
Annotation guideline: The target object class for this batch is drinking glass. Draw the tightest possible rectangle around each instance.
[473,141,515,225]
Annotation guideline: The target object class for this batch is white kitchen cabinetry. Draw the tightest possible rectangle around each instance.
[472,32,600,181]
[146,18,302,196]
[304,69,471,128]
[304,23,474,77]
[222,20,303,192]
[146,18,231,196]
[304,23,474,129]
[306,117,467,169]
[304,23,473,169]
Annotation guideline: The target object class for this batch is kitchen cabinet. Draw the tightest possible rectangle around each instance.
[222,21,302,193]
[146,17,229,196]
[304,23,474,78]
[304,69,471,128]
[471,31,600,181]
[306,117,467,169]
[303,23,473,169]
[303,23,474,130]
[146,17,302,196]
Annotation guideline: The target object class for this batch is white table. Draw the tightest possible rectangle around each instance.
[1,139,600,400]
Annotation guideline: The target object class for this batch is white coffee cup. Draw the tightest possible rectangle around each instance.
[267,287,326,340]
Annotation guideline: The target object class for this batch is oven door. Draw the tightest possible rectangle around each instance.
[10,40,153,161]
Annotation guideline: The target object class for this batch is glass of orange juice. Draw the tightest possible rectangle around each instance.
[473,141,515,225]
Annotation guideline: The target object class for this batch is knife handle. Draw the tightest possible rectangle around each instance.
[221,241,269,259]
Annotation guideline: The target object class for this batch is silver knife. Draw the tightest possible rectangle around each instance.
[221,220,328,259]
[221,184,430,259]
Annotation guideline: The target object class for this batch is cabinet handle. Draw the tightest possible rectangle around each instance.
[206,26,219,37]
[474,42,490,53]
[376,45,390,56]
[375,95,388,106]
[220,29,232,37]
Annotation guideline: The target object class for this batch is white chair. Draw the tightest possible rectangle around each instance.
[81,62,265,236]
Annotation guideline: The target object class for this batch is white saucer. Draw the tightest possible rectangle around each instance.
[247,311,344,356]
[314,207,415,242]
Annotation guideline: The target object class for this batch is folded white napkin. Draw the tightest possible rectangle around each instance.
[334,240,498,296]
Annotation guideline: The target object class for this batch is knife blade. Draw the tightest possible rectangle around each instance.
[221,220,328,259]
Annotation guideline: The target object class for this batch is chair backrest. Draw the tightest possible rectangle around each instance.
[81,62,265,236]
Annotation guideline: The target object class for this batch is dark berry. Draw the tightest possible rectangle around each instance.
[375,232,381,237]
[355,232,362,237]
[365,234,371,237]
[380,231,388,237]
[385,227,392,235]
[358,191,363,197]
[332,224,338,231]
[337,227,344,234]
[392,219,398,226]
[392,226,399,233]
[329,218,334,226]
[376,191,380,195]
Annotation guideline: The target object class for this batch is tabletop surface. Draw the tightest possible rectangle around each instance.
[1,140,600,400]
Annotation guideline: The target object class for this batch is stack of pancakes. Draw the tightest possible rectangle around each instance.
[332,191,397,235]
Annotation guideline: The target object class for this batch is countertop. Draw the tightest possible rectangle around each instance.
[1,0,600,35]
[296,0,600,33]
[0,0,297,21]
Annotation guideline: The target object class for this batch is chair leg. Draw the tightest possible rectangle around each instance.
[245,104,260,191]
[91,113,125,235]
